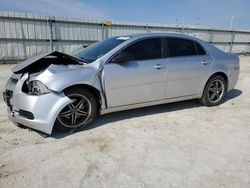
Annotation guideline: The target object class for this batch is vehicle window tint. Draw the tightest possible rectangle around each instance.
[195,42,206,55]
[167,38,197,57]
[76,37,128,63]
[122,38,161,61]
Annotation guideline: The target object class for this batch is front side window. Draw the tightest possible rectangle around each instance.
[121,38,162,61]
[167,38,197,57]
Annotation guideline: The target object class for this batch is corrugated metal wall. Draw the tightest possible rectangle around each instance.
[0,11,250,63]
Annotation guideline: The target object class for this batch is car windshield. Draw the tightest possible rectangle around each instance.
[76,37,130,63]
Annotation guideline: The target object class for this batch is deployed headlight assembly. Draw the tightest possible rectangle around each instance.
[27,80,51,95]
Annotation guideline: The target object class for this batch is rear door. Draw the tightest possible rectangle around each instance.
[164,37,213,98]
[104,38,167,107]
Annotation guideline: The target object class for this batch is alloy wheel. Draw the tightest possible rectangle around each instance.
[57,94,91,128]
[207,79,225,103]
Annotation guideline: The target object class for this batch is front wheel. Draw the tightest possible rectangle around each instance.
[199,75,226,106]
[54,87,97,132]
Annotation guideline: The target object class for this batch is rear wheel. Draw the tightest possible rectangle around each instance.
[55,87,97,132]
[199,75,226,106]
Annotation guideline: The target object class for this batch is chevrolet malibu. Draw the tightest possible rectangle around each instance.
[3,33,240,135]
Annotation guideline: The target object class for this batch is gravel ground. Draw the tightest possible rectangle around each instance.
[0,56,249,188]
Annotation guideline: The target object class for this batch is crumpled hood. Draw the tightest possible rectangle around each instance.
[12,51,85,74]
[28,60,102,92]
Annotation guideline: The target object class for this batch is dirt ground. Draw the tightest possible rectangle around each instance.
[0,56,249,188]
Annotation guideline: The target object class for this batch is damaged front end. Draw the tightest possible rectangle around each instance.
[3,51,103,135]
[12,51,86,74]
[4,72,72,135]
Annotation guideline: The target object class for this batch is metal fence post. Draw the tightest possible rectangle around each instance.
[209,29,213,43]
[146,24,150,33]
[181,25,184,33]
[49,17,53,51]
[230,30,235,52]
[105,25,109,39]
[101,21,105,40]
[104,21,112,39]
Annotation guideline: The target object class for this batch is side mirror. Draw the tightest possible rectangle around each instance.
[112,52,133,64]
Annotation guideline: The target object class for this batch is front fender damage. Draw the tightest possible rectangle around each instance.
[13,51,106,110]
[8,51,107,134]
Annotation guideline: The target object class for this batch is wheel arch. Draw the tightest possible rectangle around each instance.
[199,71,229,106]
[199,71,229,98]
[207,72,229,90]
[62,84,103,111]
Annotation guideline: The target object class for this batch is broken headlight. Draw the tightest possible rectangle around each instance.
[27,80,51,95]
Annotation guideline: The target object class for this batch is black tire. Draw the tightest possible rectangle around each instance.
[54,87,97,132]
[199,75,227,106]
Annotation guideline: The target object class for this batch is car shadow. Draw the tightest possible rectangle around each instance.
[52,100,201,139]
[221,89,242,104]
[52,89,242,139]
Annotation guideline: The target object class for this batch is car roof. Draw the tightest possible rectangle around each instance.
[119,32,204,42]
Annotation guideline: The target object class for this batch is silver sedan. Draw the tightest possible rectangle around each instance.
[3,33,240,135]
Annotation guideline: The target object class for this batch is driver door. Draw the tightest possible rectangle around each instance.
[103,38,167,108]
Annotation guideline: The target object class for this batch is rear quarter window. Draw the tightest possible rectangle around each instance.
[195,42,206,55]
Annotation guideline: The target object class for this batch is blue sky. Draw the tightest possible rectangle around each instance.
[0,0,249,29]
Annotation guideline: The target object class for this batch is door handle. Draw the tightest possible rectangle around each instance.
[154,64,164,70]
[201,60,209,65]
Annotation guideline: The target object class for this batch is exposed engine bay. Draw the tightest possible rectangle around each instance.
[12,51,85,74]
